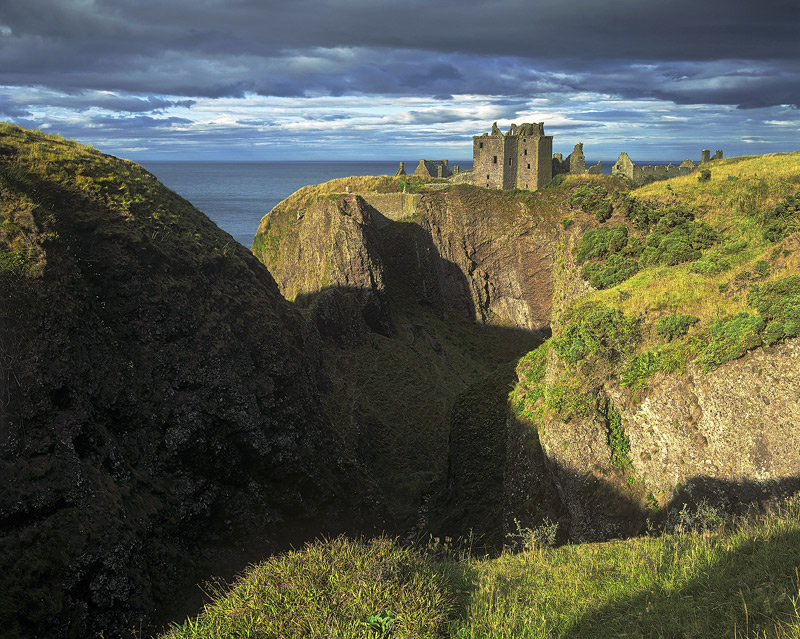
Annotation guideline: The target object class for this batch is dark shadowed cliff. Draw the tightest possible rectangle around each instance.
[0,124,378,638]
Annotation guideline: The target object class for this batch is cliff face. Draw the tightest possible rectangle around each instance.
[532,338,800,542]
[0,125,373,638]
[415,186,557,333]
[510,155,800,542]
[252,183,560,529]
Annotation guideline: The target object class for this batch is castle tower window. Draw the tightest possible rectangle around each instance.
[527,163,530,169]
[524,149,527,156]
[493,156,498,164]
[509,158,513,166]
[479,142,484,149]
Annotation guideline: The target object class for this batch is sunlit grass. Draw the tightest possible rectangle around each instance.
[160,502,800,639]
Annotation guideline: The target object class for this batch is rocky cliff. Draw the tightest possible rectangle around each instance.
[252,181,563,531]
[254,153,800,549]
[0,124,376,638]
[510,155,800,541]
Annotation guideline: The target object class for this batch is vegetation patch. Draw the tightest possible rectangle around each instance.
[760,192,800,242]
[747,275,800,345]
[568,184,611,220]
[638,206,716,268]
[697,312,765,372]
[601,402,632,471]
[161,536,454,639]
[162,502,800,638]
[655,313,700,341]
[552,305,641,367]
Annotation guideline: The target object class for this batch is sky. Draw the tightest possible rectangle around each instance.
[0,0,798,162]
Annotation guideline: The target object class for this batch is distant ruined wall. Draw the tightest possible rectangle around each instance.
[360,192,422,228]
[613,149,723,186]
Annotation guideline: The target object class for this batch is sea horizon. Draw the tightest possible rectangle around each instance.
[142,159,689,248]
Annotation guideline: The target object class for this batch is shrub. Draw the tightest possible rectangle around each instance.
[553,306,641,365]
[545,376,593,421]
[698,169,711,182]
[620,350,660,393]
[747,275,800,345]
[576,225,629,263]
[690,254,731,275]
[696,312,764,371]
[568,184,609,213]
[619,194,660,230]
[640,221,716,267]
[581,253,639,289]
[760,192,800,242]
[656,314,700,341]
[594,199,613,223]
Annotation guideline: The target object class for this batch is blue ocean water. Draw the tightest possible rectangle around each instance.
[142,159,680,248]
[143,161,471,248]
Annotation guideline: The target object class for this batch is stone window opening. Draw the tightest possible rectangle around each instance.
[509,158,513,166]
[479,142,484,149]
[524,149,527,156]
[493,156,498,164]
[527,163,531,169]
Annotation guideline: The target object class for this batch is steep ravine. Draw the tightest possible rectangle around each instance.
[253,185,563,532]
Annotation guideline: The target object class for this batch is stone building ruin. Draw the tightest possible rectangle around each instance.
[612,149,723,185]
[472,122,554,190]
[414,159,453,179]
[392,122,723,191]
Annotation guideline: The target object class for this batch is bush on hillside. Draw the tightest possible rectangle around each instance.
[697,312,764,372]
[576,226,629,263]
[581,253,640,290]
[761,192,800,242]
[656,314,700,341]
[553,306,641,366]
[747,275,800,345]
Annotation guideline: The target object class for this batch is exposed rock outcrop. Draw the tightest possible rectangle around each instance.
[0,125,375,638]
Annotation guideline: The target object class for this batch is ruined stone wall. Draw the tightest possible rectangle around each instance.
[533,135,553,188]
[614,150,723,186]
[514,133,553,189]
[359,192,422,228]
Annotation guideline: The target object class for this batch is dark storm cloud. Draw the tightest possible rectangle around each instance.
[1,0,798,108]
[0,90,195,113]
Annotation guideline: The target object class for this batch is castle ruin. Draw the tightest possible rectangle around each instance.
[472,122,554,190]
[612,149,723,185]
[394,123,723,191]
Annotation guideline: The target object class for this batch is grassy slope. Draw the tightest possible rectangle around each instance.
[514,152,800,420]
[160,501,800,638]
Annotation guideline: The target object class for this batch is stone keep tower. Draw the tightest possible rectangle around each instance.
[473,122,553,190]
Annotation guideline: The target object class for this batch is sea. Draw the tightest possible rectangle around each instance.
[141,159,678,249]
[142,161,469,248]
